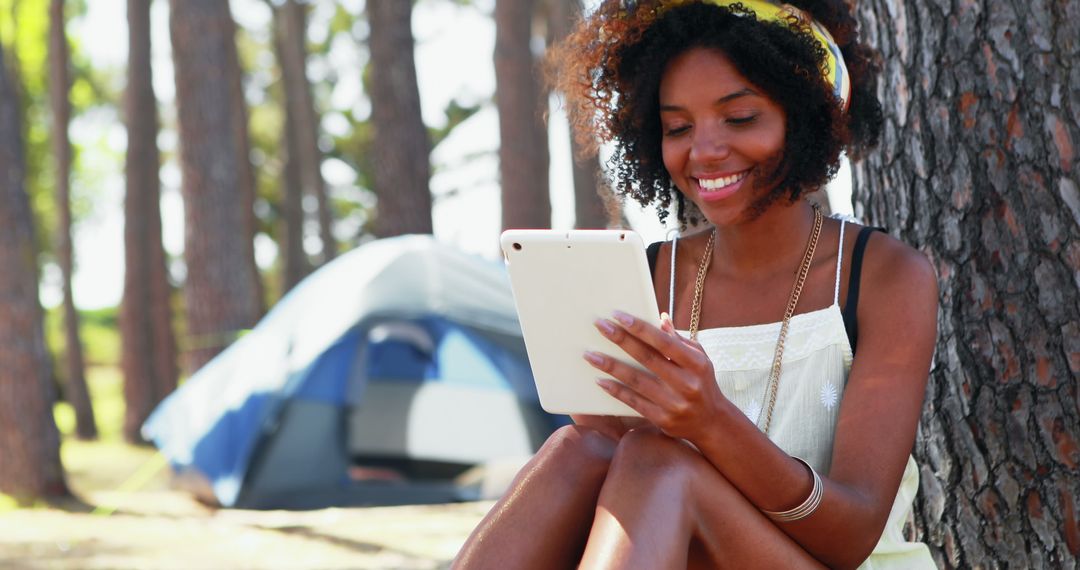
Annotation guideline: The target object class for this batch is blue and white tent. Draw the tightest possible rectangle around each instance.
[143,235,563,509]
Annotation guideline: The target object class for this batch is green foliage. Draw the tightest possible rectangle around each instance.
[45,305,120,368]
[54,365,123,442]
[430,98,482,150]
[0,0,117,269]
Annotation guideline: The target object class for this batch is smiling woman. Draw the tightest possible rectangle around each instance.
[454,1,939,569]
[658,50,788,225]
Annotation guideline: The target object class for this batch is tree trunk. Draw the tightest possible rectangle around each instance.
[226,6,265,318]
[0,39,68,502]
[169,0,263,373]
[852,1,1080,567]
[367,0,433,238]
[279,0,335,263]
[495,0,550,230]
[272,3,310,293]
[48,0,95,440]
[546,0,610,229]
[120,0,178,444]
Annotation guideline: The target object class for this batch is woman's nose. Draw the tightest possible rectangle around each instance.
[689,123,730,163]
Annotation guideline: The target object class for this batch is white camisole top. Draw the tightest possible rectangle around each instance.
[668,219,935,569]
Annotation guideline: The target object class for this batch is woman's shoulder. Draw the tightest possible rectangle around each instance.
[856,228,939,323]
[861,230,936,287]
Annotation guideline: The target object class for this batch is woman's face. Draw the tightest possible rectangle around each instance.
[659,47,787,225]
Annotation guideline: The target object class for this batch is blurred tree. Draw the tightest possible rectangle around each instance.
[48,0,95,440]
[367,0,432,237]
[0,38,68,502]
[226,6,265,318]
[274,0,335,267]
[120,0,177,444]
[271,3,308,293]
[169,0,263,373]
[274,61,309,292]
[495,0,549,230]
[545,0,610,229]
[853,0,1079,567]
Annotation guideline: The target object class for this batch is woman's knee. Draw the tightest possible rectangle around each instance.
[608,429,703,483]
[534,424,618,480]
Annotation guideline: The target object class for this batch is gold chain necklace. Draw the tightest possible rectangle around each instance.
[688,205,823,434]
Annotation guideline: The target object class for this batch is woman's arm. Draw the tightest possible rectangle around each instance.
[586,232,938,568]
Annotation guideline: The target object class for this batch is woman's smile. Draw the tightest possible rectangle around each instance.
[694,169,751,201]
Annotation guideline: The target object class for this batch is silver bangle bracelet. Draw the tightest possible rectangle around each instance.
[762,456,823,522]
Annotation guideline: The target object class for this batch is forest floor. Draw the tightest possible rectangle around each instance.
[0,367,492,570]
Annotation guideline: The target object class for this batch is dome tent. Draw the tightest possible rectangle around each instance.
[143,235,564,509]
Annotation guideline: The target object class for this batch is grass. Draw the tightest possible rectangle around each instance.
[54,366,172,502]
[2,350,171,512]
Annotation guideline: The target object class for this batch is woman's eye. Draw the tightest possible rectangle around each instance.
[727,114,759,126]
[664,125,691,137]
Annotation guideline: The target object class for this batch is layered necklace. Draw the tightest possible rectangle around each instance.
[687,205,823,435]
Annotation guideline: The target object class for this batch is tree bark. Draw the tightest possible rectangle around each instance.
[120,0,178,444]
[367,0,433,238]
[48,0,95,440]
[546,0,610,229]
[278,0,335,263]
[0,39,68,502]
[226,6,265,318]
[272,2,310,293]
[852,0,1080,567]
[169,0,263,373]
[495,0,551,230]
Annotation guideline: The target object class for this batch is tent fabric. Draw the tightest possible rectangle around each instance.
[143,235,547,508]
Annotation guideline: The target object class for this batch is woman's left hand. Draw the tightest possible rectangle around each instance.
[583,310,726,442]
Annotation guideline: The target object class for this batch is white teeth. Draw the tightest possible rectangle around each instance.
[699,171,748,190]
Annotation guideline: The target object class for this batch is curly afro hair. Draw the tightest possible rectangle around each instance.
[546,0,883,226]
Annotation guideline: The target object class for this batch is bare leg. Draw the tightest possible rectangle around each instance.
[579,430,826,570]
[452,425,617,570]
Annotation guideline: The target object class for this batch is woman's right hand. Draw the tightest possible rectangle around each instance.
[570,414,650,441]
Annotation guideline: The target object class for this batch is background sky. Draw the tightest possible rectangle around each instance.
[57,0,850,310]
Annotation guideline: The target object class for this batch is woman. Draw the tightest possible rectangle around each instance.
[455,1,938,568]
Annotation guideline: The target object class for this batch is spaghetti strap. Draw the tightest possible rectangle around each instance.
[667,229,679,318]
[833,220,846,306]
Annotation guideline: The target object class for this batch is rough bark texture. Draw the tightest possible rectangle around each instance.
[278,0,334,263]
[169,0,263,373]
[852,1,1080,567]
[0,40,68,501]
[547,0,610,229]
[120,0,178,444]
[48,0,96,440]
[367,0,433,238]
[496,0,551,230]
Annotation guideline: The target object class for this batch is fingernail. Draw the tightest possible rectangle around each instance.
[595,378,611,389]
[583,351,605,366]
[595,319,616,335]
[613,311,633,326]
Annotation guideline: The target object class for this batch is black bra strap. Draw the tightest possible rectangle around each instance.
[843,226,884,355]
[646,240,662,279]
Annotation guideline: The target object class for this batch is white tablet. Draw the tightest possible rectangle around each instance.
[501,229,661,416]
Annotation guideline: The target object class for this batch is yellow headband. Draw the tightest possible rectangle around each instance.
[663,0,852,110]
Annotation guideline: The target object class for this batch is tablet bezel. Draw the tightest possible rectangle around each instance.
[501,229,661,416]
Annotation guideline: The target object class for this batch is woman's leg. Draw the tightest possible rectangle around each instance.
[579,430,826,570]
[452,424,618,570]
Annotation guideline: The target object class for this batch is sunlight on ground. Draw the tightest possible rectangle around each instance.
[0,366,491,569]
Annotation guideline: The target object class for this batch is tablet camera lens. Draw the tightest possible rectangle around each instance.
[513,242,522,251]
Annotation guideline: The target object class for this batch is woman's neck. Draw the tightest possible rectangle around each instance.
[710,200,818,277]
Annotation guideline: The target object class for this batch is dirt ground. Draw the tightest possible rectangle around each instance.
[0,490,493,570]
